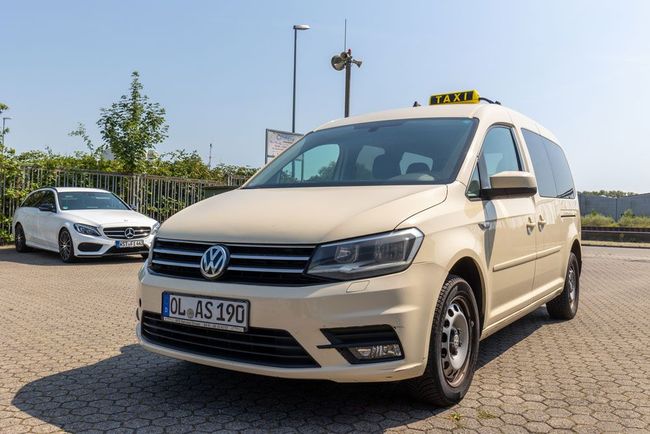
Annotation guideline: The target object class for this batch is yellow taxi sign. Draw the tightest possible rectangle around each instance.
[429,90,480,106]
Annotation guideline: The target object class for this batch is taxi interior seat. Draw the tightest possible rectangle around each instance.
[406,162,431,175]
[372,155,401,180]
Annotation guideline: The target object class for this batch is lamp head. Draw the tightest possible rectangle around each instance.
[293,24,310,30]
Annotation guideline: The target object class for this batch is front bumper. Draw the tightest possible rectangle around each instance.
[136,261,447,382]
[71,231,153,257]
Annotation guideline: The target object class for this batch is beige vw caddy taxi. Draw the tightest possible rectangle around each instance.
[137,91,581,406]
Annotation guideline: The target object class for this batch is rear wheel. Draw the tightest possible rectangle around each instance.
[547,252,580,320]
[407,275,480,406]
[58,229,76,263]
[14,224,30,252]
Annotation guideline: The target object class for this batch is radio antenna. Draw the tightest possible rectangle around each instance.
[343,19,347,50]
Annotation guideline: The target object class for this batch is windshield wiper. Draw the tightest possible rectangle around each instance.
[557,188,574,198]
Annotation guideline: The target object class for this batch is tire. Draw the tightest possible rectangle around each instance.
[547,252,580,320]
[14,224,31,252]
[58,229,77,263]
[407,275,481,406]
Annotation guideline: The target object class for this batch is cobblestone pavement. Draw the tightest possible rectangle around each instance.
[1,246,649,433]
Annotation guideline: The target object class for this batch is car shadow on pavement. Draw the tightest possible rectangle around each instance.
[11,308,556,432]
[0,247,144,266]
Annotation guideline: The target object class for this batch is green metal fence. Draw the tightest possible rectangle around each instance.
[1,167,245,241]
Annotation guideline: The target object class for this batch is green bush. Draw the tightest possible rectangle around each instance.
[581,211,617,227]
[618,209,650,228]
[581,210,650,228]
[0,143,258,244]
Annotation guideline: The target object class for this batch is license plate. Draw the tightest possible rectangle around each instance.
[115,239,145,248]
[162,293,249,332]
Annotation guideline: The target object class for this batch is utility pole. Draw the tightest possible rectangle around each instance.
[208,143,213,169]
[331,49,362,118]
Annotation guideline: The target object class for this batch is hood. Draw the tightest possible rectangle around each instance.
[61,209,157,228]
[158,185,447,244]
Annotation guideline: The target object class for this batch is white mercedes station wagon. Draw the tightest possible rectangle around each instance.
[13,187,159,262]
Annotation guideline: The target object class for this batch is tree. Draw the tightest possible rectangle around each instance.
[69,122,102,157]
[97,71,168,173]
[0,103,9,147]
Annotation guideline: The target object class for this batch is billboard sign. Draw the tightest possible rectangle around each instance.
[265,129,303,164]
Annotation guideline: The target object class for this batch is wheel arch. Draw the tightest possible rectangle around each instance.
[448,256,486,330]
[570,238,582,274]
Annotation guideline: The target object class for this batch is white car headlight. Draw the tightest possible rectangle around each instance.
[151,222,160,236]
[307,228,424,280]
[73,223,102,237]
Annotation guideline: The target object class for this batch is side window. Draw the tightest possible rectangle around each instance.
[544,138,575,198]
[479,126,522,187]
[22,191,43,208]
[467,165,481,198]
[522,129,557,197]
[38,191,56,208]
[279,144,340,184]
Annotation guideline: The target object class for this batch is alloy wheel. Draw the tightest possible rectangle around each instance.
[59,230,72,261]
[15,226,25,250]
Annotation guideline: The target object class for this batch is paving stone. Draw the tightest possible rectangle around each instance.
[0,246,649,432]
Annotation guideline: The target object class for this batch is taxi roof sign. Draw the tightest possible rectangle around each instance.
[429,90,480,106]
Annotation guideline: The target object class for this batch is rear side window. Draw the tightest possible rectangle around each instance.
[545,141,575,198]
[522,129,575,198]
[522,130,557,197]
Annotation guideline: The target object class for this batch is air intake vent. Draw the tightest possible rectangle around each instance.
[141,311,319,368]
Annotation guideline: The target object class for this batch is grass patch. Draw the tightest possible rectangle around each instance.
[477,408,497,419]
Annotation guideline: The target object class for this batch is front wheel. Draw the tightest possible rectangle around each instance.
[547,252,580,320]
[407,275,480,406]
[15,224,31,252]
[58,229,76,263]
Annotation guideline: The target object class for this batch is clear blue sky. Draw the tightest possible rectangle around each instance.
[2,0,649,192]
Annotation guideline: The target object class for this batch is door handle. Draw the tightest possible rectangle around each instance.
[526,216,536,233]
[538,215,547,231]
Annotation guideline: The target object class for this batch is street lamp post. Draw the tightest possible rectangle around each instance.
[1,117,11,146]
[292,24,310,133]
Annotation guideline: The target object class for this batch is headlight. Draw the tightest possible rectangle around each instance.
[73,223,101,237]
[307,228,424,280]
[151,222,160,236]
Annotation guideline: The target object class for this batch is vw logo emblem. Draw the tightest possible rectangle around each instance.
[124,227,135,239]
[200,245,230,280]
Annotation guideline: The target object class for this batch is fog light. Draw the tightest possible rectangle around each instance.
[348,344,402,360]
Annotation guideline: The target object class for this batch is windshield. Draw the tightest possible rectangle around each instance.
[246,118,478,188]
[57,192,130,211]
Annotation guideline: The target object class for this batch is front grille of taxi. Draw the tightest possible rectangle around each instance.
[103,226,151,239]
[149,238,328,285]
[141,311,319,368]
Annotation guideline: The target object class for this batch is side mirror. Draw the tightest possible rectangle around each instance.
[481,171,537,199]
[38,203,55,212]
